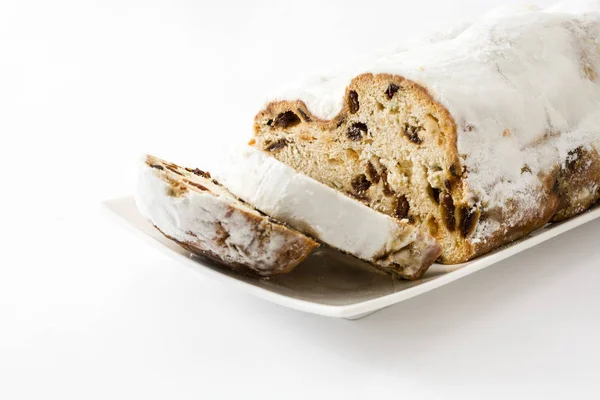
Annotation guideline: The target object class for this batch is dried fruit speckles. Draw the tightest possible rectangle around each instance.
[297,108,311,122]
[403,123,423,144]
[428,185,441,204]
[184,179,208,191]
[459,206,479,238]
[350,174,372,202]
[440,192,456,231]
[166,165,183,176]
[449,164,461,178]
[185,167,211,179]
[273,111,301,128]
[346,122,368,141]
[395,195,410,220]
[366,161,380,184]
[348,90,359,114]
[351,174,371,193]
[385,83,400,99]
[265,139,289,152]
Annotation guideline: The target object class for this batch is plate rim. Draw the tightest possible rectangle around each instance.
[102,196,600,319]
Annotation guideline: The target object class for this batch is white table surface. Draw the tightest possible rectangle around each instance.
[1,0,599,398]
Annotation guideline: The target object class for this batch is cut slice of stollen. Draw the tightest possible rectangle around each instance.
[219,146,441,280]
[135,154,318,277]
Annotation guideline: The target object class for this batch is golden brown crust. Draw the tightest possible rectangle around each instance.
[552,146,600,221]
[162,229,316,278]
[467,195,560,261]
[395,240,442,280]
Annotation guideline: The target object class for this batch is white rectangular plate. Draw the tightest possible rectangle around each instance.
[103,197,600,320]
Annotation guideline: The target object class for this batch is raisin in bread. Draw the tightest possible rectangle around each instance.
[135,155,318,277]
[220,146,441,280]
[250,3,600,264]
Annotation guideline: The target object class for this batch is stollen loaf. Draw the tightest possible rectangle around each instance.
[250,2,600,263]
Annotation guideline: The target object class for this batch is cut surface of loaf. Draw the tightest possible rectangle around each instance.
[135,155,318,277]
[251,3,600,263]
[220,146,441,280]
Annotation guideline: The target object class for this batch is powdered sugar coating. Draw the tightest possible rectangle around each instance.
[267,2,600,244]
[135,157,316,276]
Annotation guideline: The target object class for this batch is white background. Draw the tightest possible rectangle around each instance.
[1,0,599,398]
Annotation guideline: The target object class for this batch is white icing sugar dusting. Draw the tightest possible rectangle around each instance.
[266,1,600,243]
[134,158,306,274]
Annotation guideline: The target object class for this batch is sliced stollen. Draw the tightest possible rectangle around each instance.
[219,146,442,280]
[135,155,318,277]
[250,2,600,263]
